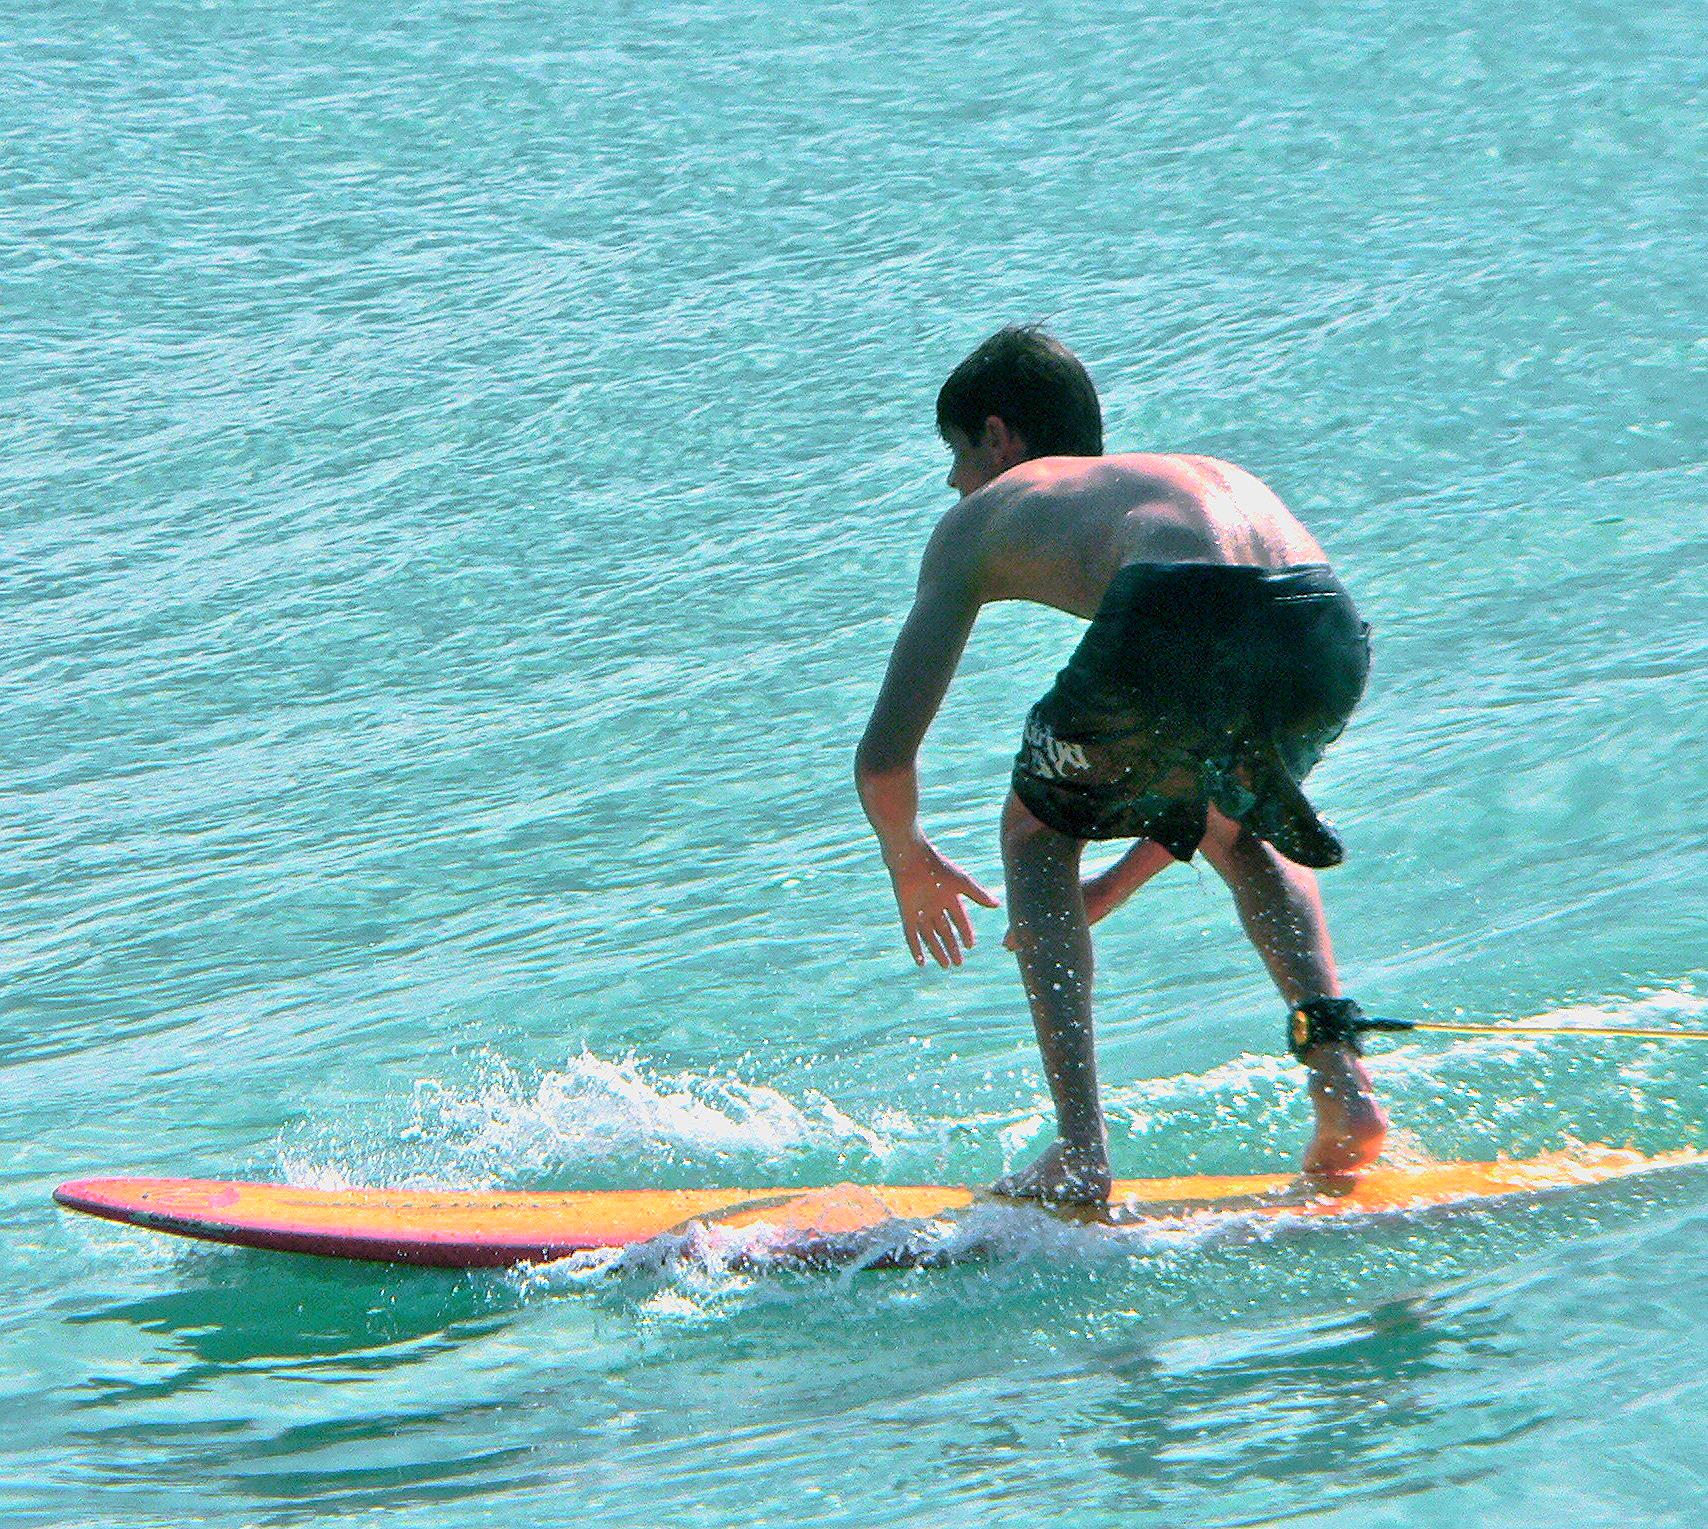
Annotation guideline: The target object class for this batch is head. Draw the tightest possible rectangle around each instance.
[936,325,1103,497]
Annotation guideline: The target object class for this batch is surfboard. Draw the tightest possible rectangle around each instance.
[53,1144,1699,1270]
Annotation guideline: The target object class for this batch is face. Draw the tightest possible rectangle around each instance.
[943,417,1026,498]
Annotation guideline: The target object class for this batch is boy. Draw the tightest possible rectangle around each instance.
[855,326,1386,1202]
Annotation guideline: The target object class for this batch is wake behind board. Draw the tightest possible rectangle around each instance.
[55,1145,1699,1270]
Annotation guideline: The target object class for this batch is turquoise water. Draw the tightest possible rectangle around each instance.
[5,0,1706,1523]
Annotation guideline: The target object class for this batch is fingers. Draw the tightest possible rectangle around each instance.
[947,891,976,950]
[919,916,953,968]
[932,910,964,967]
[908,907,966,968]
[946,863,1001,909]
[892,847,1004,969]
[937,857,998,954]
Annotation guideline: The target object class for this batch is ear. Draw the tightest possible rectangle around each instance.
[982,414,1029,467]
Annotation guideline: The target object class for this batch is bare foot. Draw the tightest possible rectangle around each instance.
[1301,1055,1388,1179]
[990,1140,1113,1204]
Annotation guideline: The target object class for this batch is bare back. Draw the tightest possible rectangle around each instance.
[963,454,1328,620]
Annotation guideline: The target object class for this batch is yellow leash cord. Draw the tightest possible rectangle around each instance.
[1402,1019,1708,1043]
[1287,1000,1708,1054]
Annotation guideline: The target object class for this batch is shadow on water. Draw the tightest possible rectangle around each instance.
[62,1249,517,1398]
[55,1252,557,1519]
[510,1278,1577,1526]
[1084,1297,1537,1518]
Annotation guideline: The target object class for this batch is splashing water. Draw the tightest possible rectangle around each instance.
[279,1049,904,1190]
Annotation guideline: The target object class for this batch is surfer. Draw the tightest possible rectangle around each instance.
[855,325,1387,1202]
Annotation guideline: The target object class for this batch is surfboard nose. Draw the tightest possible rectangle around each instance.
[54,1177,244,1223]
[53,1178,117,1212]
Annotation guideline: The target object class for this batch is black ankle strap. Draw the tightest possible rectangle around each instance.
[1288,998,1414,1061]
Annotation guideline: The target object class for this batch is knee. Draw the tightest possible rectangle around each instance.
[1001,794,1084,895]
[1201,820,1276,883]
[1196,810,1248,872]
[1001,790,1054,862]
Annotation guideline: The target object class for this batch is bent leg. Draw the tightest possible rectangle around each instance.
[1084,838,1175,927]
[1003,836,1174,951]
[1199,810,1387,1176]
[1196,807,1337,1005]
[990,790,1112,1203]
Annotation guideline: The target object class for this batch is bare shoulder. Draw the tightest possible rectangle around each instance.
[946,460,1144,611]
[973,456,1114,529]
[916,489,1002,599]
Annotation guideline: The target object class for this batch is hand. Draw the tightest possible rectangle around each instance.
[885,836,1000,969]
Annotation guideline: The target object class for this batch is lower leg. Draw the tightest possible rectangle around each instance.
[991,794,1111,1202]
[1201,814,1387,1175]
[1004,837,1173,951]
[1199,811,1338,1007]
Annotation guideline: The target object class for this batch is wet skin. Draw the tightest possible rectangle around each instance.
[855,417,1386,1200]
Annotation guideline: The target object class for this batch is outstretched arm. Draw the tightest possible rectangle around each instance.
[855,514,999,966]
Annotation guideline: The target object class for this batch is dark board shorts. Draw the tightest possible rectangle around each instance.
[1011,562,1370,868]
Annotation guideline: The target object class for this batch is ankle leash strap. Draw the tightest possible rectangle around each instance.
[1288,998,1416,1061]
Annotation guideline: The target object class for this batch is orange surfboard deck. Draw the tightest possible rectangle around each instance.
[53,1144,1699,1269]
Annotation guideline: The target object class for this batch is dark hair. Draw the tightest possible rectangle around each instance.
[936,325,1103,458]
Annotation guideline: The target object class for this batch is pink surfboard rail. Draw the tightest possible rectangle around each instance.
[53,1144,1701,1269]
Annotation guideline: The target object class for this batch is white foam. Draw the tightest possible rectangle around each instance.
[279,983,1704,1200]
[516,1188,1320,1309]
[283,1049,903,1189]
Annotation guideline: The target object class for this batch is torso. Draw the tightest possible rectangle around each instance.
[962,454,1329,620]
